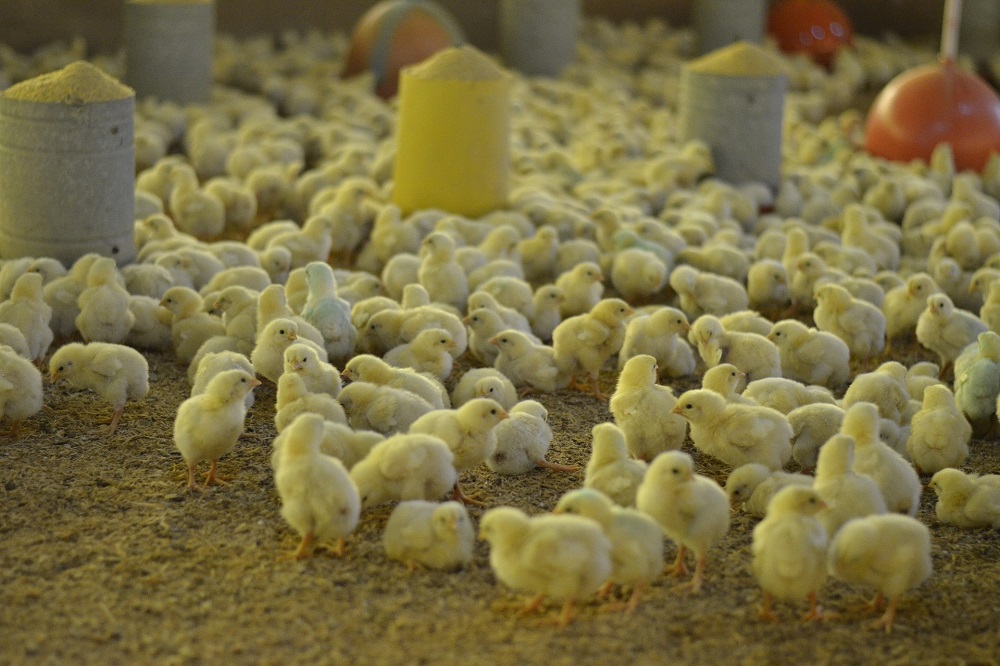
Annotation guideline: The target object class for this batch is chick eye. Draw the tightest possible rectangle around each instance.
[671,467,680,475]
[685,403,693,409]
[58,365,64,372]
[490,408,497,415]
[240,378,247,383]
[279,329,286,335]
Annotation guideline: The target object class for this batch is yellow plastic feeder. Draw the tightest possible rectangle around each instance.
[392,45,513,218]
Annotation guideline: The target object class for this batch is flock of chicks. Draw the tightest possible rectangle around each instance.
[3,18,1000,636]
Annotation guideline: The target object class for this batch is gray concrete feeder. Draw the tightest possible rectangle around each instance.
[499,0,580,78]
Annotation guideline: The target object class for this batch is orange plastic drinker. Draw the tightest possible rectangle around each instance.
[864,0,1000,172]
[767,0,853,68]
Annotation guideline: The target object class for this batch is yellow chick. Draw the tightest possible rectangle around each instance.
[905,361,945,403]
[274,372,347,433]
[528,284,564,342]
[124,294,174,352]
[191,350,255,408]
[256,284,326,349]
[478,506,612,626]
[813,282,887,363]
[0,272,53,364]
[451,368,517,410]
[840,403,921,516]
[747,259,791,319]
[273,412,360,560]
[466,290,532,335]
[954,331,1000,433]
[159,286,226,365]
[787,403,844,471]
[500,398,573,474]
[348,432,457,508]
[752,486,830,622]
[465,307,513,366]
[212,285,258,352]
[813,434,887,537]
[555,261,604,317]
[610,247,668,303]
[827,514,932,633]
[689,315,782,385]
[767,319,850,389]
[264,213,334,270]
[916,293,989,378]
[383,327,455,382]
[364,306,468,360]
[842,361,911,425]
[584,422,647,508]
[554,488,663,614]
[672,389,792,470]
[251,318,302,384]
[0,323,31,360]
[270,415,384,474]
[417,232,468,311]
[742,377,837,415]
[74,258,134,344]
[491,329,570,394]
[0,345,43,438]
[669,264,749,319]
[341,354,449,409]
[929,468,1000,529]
[173,368,260,491]
[49,342,149,434]
[676,243,750,283]
[881,273,939,353]
[618,306,696,379]
[409,398,509,505]
[905,385,971,474]
[636,451,730,593]
[725,463,813,518]
[518,225,559,285]
[609,355,687,461]
[299,262,357,365]
[383,500,475,571]
[552,298,633,399]
[337,381,435,435]
[283,342,341,397]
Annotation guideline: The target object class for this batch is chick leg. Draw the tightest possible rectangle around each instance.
[0,421,21,439]
[672,555,706,593]
[452,481,486,507]
[802,591,837,622]
[596,580,615,599]
[324,538,347,558]
[518,594,545,617]
[185,463,204,493]
[872,595,899,633]
[534,458,580,473]
[665,545,689,577]
[758,591,778,622]
[203,460,230,487]
[589,372,608,401]
[107,404,125,435]
[556,600,576,627]
[281,532,314,561]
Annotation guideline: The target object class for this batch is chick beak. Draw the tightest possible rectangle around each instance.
[670,404,683,415]
[682,468,694,482]
[340,369,351,380]
[594,273,605,283]
[288,332,298,342]
[681,323,690,333]
[446,340,457,350]
[249,378,263,389]
[49,371,61,384]
[292,362,304,373]
[499,410,510,421]
[624,306,635,317]
[462,315,471,325]
[488,336,500,347]
[816,500,829,511]
[967,283,976,294]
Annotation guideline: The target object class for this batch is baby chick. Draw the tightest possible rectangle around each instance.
[283,342,341,397]
[173,369,260,491]
[928,468,1000,528]
[636,451,730,592]
[610,355,687,461]
[491,330,570,394]
[689,315,781,385]
[337,381,436,435]
[767,319,850,389]
[584,422,648,508]
[752,486,830,622]
[827,514,932,633]
[478,506,612,626]
[840,403,921,516]
[274,412,360,559]
[954,331,1000,433]
[349,432,457,508]
[342,354,448,409]
[610,248,667,303]
[881,272,939,353]
[299,261,357,365]
[905,385,972,474]
[487,400,576,476]
[418,232,468,310]
[842,361,911,425]
[383,327,456,382]
[741,377,837,415]
[813,282,887,363]
[787,403,844,471]
[451,368,517,410]
[75,258,134,344]
[528,284,564,342]
[0,346,43,438]
[672,389,793,470]
[160,286,226,365]
[191,350,255,408]
[813,434,888,537]
[554,488,663,614]
[916,293,988,378]
[725,463,813,519]
[0,272,53,364]
[618,306,696,379]
[252,318,322,384]
[552,298,633,399]
[555,261,604,317]
[409,398,509,505]
[383,500,475,571]
[49,342,150,434]
[669,264,749,319]
[274,372,346,433]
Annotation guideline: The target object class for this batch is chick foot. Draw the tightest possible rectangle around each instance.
[534,459,580,473]
[203,460,230,487]
[758,592,778,622]
[664,545,689,577]
[281,532,314,561]
[452,481,486,507]
[802,593,838,622]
